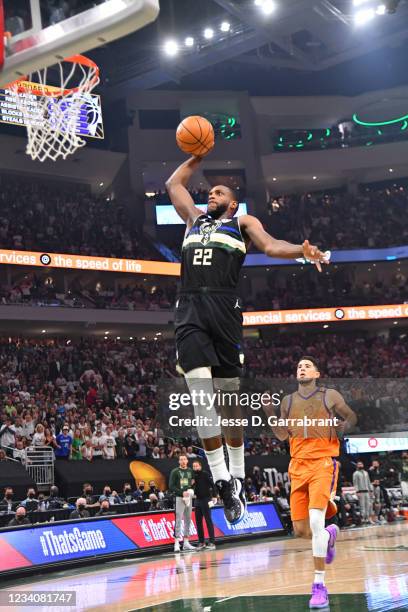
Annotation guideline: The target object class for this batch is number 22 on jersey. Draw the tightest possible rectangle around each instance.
[193,248,213,266]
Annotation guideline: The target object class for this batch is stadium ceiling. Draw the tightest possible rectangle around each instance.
[96,0,408,96]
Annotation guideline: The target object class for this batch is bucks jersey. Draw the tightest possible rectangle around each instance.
[181,214,246,289]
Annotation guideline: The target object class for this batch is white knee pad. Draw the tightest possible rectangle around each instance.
[185,367,221,439]
[309,508,329,558]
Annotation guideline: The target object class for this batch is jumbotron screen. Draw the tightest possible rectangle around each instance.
[0,88,104,139]
[156,203,248,225]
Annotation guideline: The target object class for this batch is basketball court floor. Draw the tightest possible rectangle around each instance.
[1,523,407,611]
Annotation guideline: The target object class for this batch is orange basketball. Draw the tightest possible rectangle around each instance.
[176,115,214,157]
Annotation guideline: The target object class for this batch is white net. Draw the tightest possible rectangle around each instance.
[8,56,100,163]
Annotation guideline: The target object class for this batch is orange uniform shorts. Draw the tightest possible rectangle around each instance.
[289,457,339,521]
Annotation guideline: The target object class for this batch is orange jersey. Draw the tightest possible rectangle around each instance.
[287,387,340,460]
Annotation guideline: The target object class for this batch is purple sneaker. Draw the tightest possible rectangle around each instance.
[325,524,339,564]
[309,583,329,609]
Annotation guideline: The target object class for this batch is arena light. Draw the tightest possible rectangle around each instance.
[353,0,372,5]
[376,3,387,13]
[255,0,276,15]
[163,39,179,57]
[204,27,214,39]
[354,7,376,24]
[220,21,231,32]
[185,36,194,47]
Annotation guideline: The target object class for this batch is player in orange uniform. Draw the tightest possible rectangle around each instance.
[271,357,357,609]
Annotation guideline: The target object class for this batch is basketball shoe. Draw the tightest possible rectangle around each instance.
[309,583,329,609]
[325,524,339,564]
[216,477,245,525]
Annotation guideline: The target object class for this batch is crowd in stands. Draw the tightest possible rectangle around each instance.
[0,177,155,260]
[243,264,407,310]
[265,184,408,249]
[0,277,179,311]
[1,263,406,311]
[0,333,407,466]
[1,176,408,263]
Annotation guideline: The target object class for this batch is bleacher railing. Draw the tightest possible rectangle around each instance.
[24,446,54,490]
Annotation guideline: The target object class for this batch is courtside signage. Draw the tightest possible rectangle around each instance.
[0,504,282,574]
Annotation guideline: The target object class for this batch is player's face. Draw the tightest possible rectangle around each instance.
[297,360,320,383]
[207,186,236,219]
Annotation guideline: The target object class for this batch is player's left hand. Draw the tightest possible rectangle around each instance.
[302,240,331,272]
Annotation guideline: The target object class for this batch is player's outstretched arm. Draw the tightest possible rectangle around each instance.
[165,156,204,229]
[240,215,330,272]
[326,388,357,438]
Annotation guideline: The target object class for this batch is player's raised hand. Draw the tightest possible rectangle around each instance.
[302,240,331,272]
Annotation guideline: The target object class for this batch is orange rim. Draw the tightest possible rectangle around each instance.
[6,54,99,97]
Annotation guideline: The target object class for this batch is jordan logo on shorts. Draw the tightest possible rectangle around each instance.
[234,299,241,309]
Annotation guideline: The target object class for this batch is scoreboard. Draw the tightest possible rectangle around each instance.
[0,88,104,139]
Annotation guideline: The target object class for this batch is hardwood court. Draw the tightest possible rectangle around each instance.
[3,523,407,611]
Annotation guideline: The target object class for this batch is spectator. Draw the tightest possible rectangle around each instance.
[125,433,139,459]
[244,477,258,502]
[192,459,217,550]
[55,425,72,460]
[369,459,383,522]
[71,429,83,460]
[115,430,128,458]
[98,486,120,505]
[96,500,115,516]
[8,506,30,527]
[401,452,408,500]
[0,449,8,462]
[103,427,116,460]
[20,488,39,512]
[0,418,16,454]
[0,487,15,513]
[81,439,94,461]
[119,483,135,503]
[13,440,26,463]
[92,430,106,460]
[32,424,46,446]
[46,486,65,510]
[69,498,90,519]
[82,483,99,508]
[352,461,374,524]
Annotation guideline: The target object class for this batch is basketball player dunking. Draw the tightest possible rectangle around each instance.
[270,357,357,609]
[166,155,330,527]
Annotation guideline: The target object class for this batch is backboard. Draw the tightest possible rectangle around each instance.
[0,0,160,87]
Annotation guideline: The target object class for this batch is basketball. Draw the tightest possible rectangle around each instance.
[176,115,215,157]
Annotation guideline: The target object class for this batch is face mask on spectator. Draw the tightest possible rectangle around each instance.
[78,504,86,510]
[125,487,131,493]
[16,514,25,521]
[28,492,35,498]
[85,488,92,494]
[5,493,13,500]
[104,489,111,496]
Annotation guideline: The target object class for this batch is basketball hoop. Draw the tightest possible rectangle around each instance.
[7,55,100,162]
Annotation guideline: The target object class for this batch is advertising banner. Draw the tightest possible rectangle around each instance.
[0,503,283,575]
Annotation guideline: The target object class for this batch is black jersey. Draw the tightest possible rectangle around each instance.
[180,214,246,290]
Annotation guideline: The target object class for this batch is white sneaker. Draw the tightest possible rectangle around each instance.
[183,540,196,551]
[206,543,216,550]
[174,540,180,553]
